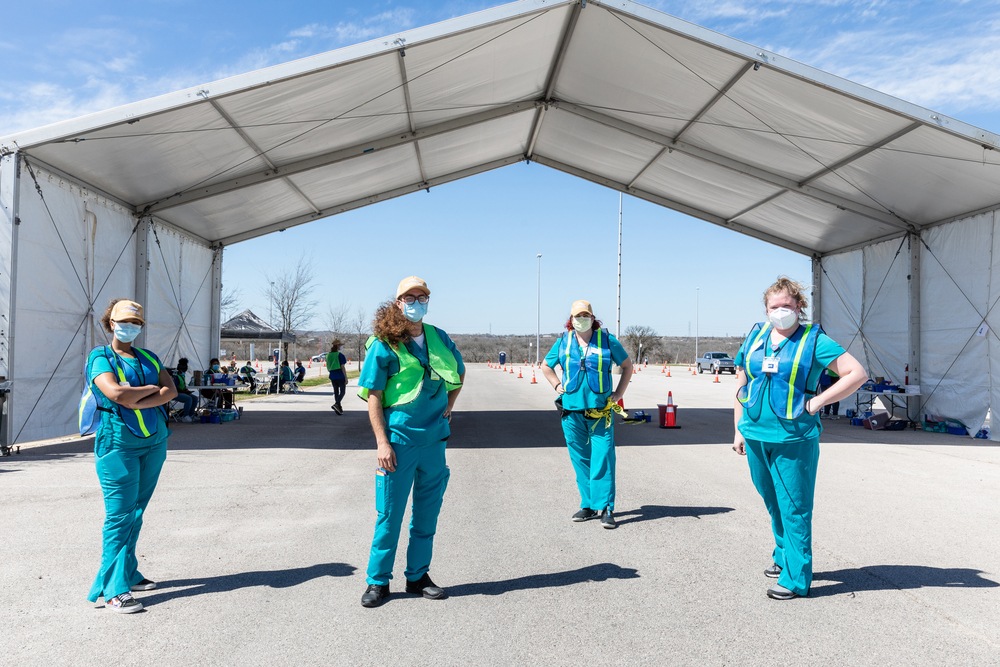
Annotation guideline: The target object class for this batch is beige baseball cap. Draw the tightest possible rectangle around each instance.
[570,299,594,316]
[110,299,145,324]
[396,276,431,299]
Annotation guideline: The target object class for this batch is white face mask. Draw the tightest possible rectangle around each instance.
[768,307,799,330]
[572,316,593,333]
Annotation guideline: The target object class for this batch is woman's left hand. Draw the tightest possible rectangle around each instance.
[806,397,820,415]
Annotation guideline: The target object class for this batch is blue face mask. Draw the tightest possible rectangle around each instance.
[403,301,428,323]
[113,322,142,343]
[211,364,221,372]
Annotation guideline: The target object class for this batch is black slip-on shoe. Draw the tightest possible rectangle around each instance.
[764,564,782,579]
[405,574,447,600]
[572,508,599,522]
[361,584,390,608]
[130,578,157,591]
[766,584,799,600]
[600,508,617,529]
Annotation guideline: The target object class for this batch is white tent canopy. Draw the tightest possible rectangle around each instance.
[2,0,1000,444]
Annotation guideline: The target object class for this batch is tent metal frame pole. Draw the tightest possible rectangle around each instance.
[811,256,822,324]
[134,218,151,348]
[1,152,23,449]
[210,248,223,359]
[908,232,922,420]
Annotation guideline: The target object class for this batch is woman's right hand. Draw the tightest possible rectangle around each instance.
[377,441,397,472]
[732,434,746,456]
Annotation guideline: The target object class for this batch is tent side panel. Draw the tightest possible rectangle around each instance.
[144,220,215,370]
[920,213,994,434]
[11,166,137,443]
[818,249,863,361]
[0,153,18,448]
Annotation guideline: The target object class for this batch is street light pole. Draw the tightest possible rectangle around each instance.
[695,287,700,365]
[536,253,542,365]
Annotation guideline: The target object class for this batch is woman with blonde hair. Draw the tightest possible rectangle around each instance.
[733,277,866,600]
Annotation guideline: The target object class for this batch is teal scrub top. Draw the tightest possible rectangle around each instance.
[544,330,629,411]
[358,327,465,447]
[734,327,845,444]
[87,346,169,448]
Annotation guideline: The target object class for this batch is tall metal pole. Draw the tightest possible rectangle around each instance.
[536,253,542,365]
[616,192,623,337]
[695,287,700,365]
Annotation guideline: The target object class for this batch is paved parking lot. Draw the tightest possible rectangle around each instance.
[2,364,998,666]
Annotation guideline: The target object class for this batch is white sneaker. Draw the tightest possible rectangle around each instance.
[180,416,194,423]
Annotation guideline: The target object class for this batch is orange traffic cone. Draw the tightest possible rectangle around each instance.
[713,373,720,383]
[659,391,679,428]
[690,365,696,375]
[518,368,523,379]
[666,367,672,377]
[531,370,537,384]
[661,364,666,374]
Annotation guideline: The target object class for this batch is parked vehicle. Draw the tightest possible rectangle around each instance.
[697,351,735,374]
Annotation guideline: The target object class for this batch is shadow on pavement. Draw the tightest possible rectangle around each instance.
[446,562,640,597]
[614,504,734,526]
[140,562,357,606]
[811,565,1000,597]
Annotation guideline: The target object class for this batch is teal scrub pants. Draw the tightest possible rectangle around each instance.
[562,412,616,512]
[88,435,167,602]
[744,437,819,596]
[366,440,450,586]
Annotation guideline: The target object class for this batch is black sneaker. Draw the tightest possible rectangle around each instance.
[130,578,157,591]
[105,592,143,613]
[764,564,782,579]
[334,403,343,415]
[361,584,390,608]
[571,508,598,522]
[600,508,617,529]
[405,573,447,600]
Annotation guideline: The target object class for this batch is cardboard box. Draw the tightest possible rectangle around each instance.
[864,411,890,430]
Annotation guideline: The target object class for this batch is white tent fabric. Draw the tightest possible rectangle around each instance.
[2,0,1000,444]
[0,161,214,443]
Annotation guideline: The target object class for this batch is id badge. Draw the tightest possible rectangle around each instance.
[762,356,779,374]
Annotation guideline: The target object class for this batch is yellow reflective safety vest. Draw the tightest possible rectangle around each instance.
[104,346,167,438]
[737,322,820,420]
[358,324,462,407]
[560,329,612,394]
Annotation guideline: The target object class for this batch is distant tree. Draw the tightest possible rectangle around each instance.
[220,285,241,321]
[349,306,369,369]
[266,257,317,332]
[622,325,659,362]
[326,301,350,339]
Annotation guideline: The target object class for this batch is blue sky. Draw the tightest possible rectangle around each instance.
[3,1,999,336]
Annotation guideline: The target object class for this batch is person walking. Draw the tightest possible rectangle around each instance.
[357,276,464,608]
[733,277,866,600]
[541,299,633,530]
[326,340,348,414]
[85,298,177,613]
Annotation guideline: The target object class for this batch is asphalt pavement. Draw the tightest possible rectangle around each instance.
[2,364,998,666]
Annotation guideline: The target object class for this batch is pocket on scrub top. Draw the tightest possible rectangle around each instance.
[375,468,389,514]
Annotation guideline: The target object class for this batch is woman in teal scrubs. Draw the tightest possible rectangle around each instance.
[357,276,465,608]
[541,299,633,530]
[733,277,866,600]
[86,299,177,613]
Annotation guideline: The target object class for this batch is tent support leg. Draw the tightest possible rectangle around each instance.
[908,232,922,421]
[210,247,223,359]
[811,255,822,324]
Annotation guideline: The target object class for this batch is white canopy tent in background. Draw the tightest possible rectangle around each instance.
[1,0,999,445]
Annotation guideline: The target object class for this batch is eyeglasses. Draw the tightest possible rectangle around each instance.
[399,295,429,304]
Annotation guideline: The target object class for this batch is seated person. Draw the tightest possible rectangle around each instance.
[170,357,198,423]
[294,360,306,383]
[238,361,257,392]
[269,360,295,393]
[201,357,234,409]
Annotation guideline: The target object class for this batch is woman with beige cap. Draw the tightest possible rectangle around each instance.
[85,298,177,613]
[541,299,633,529]
[356,276,465,607]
